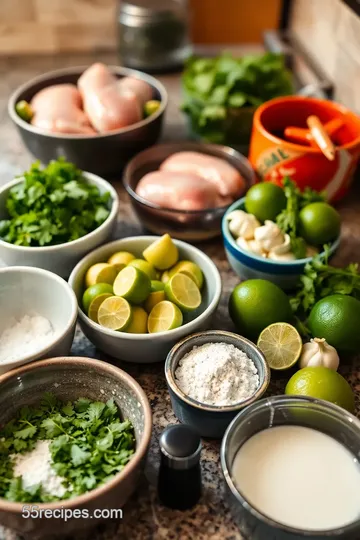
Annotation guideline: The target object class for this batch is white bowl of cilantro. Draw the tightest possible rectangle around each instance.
[0,158,118,278]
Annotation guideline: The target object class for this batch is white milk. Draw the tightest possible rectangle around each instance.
[232,425,360,530]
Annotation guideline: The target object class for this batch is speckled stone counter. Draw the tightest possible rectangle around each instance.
[0,53,359,540]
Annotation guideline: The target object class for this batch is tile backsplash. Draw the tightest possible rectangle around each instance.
[290,0,360,112]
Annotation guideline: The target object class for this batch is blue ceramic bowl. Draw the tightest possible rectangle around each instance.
[222,198,340,290]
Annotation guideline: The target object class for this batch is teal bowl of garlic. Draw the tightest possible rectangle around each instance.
[222,197,340,290]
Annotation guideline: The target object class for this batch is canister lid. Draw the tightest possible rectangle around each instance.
[121,0,184,17]
[159,424,201,469]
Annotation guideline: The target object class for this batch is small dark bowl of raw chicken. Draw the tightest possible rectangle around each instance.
[8,64,167,177]
[124,142,256,241]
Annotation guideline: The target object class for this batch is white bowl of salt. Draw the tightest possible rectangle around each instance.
[0,266,77,374]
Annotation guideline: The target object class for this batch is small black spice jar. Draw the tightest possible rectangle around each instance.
[158,424,202,510]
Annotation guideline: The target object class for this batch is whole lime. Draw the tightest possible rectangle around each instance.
[308,294,360,352]
[285,366,355,413]
[245,182,287,222]
[229,279,292,340]
[299,202,340,245]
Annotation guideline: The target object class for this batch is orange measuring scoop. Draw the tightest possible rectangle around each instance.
[284,117,343,145]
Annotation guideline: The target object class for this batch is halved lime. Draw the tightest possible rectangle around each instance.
[144,290,166,313]
[169,260,204,289]
[128,259,156,280]
[82,283,113,313]
[165,273,202,313]
[125,306,148,333]
[148,301,183,333]
[107,251,135,272]
[88,293,113,323]
[151,280,165,292]
[85,263,117,288]
[143,234,179,270]
[98,296,132,331]
[257,322,302,370]
[113,266,150,304]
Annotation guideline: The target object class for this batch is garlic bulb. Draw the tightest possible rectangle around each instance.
[299,338,340,371]
[254,220,284,252]
[227,210,260,240]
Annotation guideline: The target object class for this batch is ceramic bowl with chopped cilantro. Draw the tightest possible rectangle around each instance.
[0,158,118,277]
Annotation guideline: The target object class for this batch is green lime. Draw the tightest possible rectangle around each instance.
[299,202,341,245]
[144,100,161,117]
[108,251,135,272]
[113,266,151,304]
[245,182,287,222]
[165,273,202,312]
[285,366,355,413]
[125,306,148,333]
[98,296,132,331]
[144,290,166,313]
[308,294,360,352]
[128,259,156,280]
[143,234,179,270]
[88,293,113,323]
[257,323,302,370]
[151,280,165,292]
[148,301,183,333]
[229,279,292,340]
[169,260,204,289]
[82,283,113,313]
[15,100,33,122]
[85,263,117,288]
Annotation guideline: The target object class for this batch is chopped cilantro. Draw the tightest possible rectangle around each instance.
[0,158,111,247]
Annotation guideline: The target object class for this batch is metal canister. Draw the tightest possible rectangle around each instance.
[118,0,192,72]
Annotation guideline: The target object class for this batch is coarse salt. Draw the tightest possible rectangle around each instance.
[11,440,66,498]
[0,313,55,363]
[175,342,259,406]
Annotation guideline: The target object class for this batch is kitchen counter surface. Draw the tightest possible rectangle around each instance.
[0,52,360,540]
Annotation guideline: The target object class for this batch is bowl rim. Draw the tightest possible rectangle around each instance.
[165,330,270,412]
[68,236,222,340]
[0,356,152,513]
[123,142,257,215]
[0,171,119,252]
[222,197,341,266]
[8,65,168,140]
[220,395,360,536]
[0,266,78,366]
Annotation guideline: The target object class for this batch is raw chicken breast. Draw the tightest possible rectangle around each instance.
[78,63,142,132]
[31,84,95,135]
[136,171,227,211]
[118,77,153,105]
[160,151,246,197]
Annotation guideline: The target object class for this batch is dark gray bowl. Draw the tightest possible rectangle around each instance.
[8,66,168,177]
[165,330,270,439]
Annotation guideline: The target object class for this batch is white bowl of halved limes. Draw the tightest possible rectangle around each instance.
[68,234,222,362]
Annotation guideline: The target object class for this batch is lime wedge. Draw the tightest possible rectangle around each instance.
[113,266,150,304]
[148,301,183,333]
[128,259,156,280]
[98,296,132,331]
[169,260,204,289]
[144,290,166,313]
[165,273,202,312]
[82,283,113,313]
[151,280,165,292]
[107,251,135,272]
[143,234,179,270]
[257,323,302,370]
[125,306,148,333]
[85,263,117,288]
[144,100,161,117]
[88,293,113,323]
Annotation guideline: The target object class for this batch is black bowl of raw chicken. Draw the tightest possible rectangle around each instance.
[8,63,167,177]
[124,142,256,241]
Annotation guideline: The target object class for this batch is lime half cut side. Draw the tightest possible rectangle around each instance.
[257,322,302,370]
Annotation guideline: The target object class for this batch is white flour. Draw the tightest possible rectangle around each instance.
[11,440,66,497]
[175,342,259,406]
[0,313,55,363]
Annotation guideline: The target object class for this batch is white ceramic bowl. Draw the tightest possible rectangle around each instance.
[68,237,222,363]
[0,266,78,374]
[0,172,119,278]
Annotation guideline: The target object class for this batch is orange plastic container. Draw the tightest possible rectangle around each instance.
[248,96,360,201]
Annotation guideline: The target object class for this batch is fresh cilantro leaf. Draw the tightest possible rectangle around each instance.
[87,402,105,421]
[14,426,37,440]
[71,445,91,466]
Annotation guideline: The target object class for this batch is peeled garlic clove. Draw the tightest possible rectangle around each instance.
[226,210,248,221]
[268,250,296,261]
[228,212,260,240]
[254,220,284,252]
[299,337,339,371]
[271,233,291,255]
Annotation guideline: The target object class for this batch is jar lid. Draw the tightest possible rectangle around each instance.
[121,0,184,17]
[159,424,201,469]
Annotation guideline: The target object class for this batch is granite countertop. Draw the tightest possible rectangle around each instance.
[0,52,360,540]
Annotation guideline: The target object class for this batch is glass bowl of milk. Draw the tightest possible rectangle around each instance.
[221,395,360,540]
